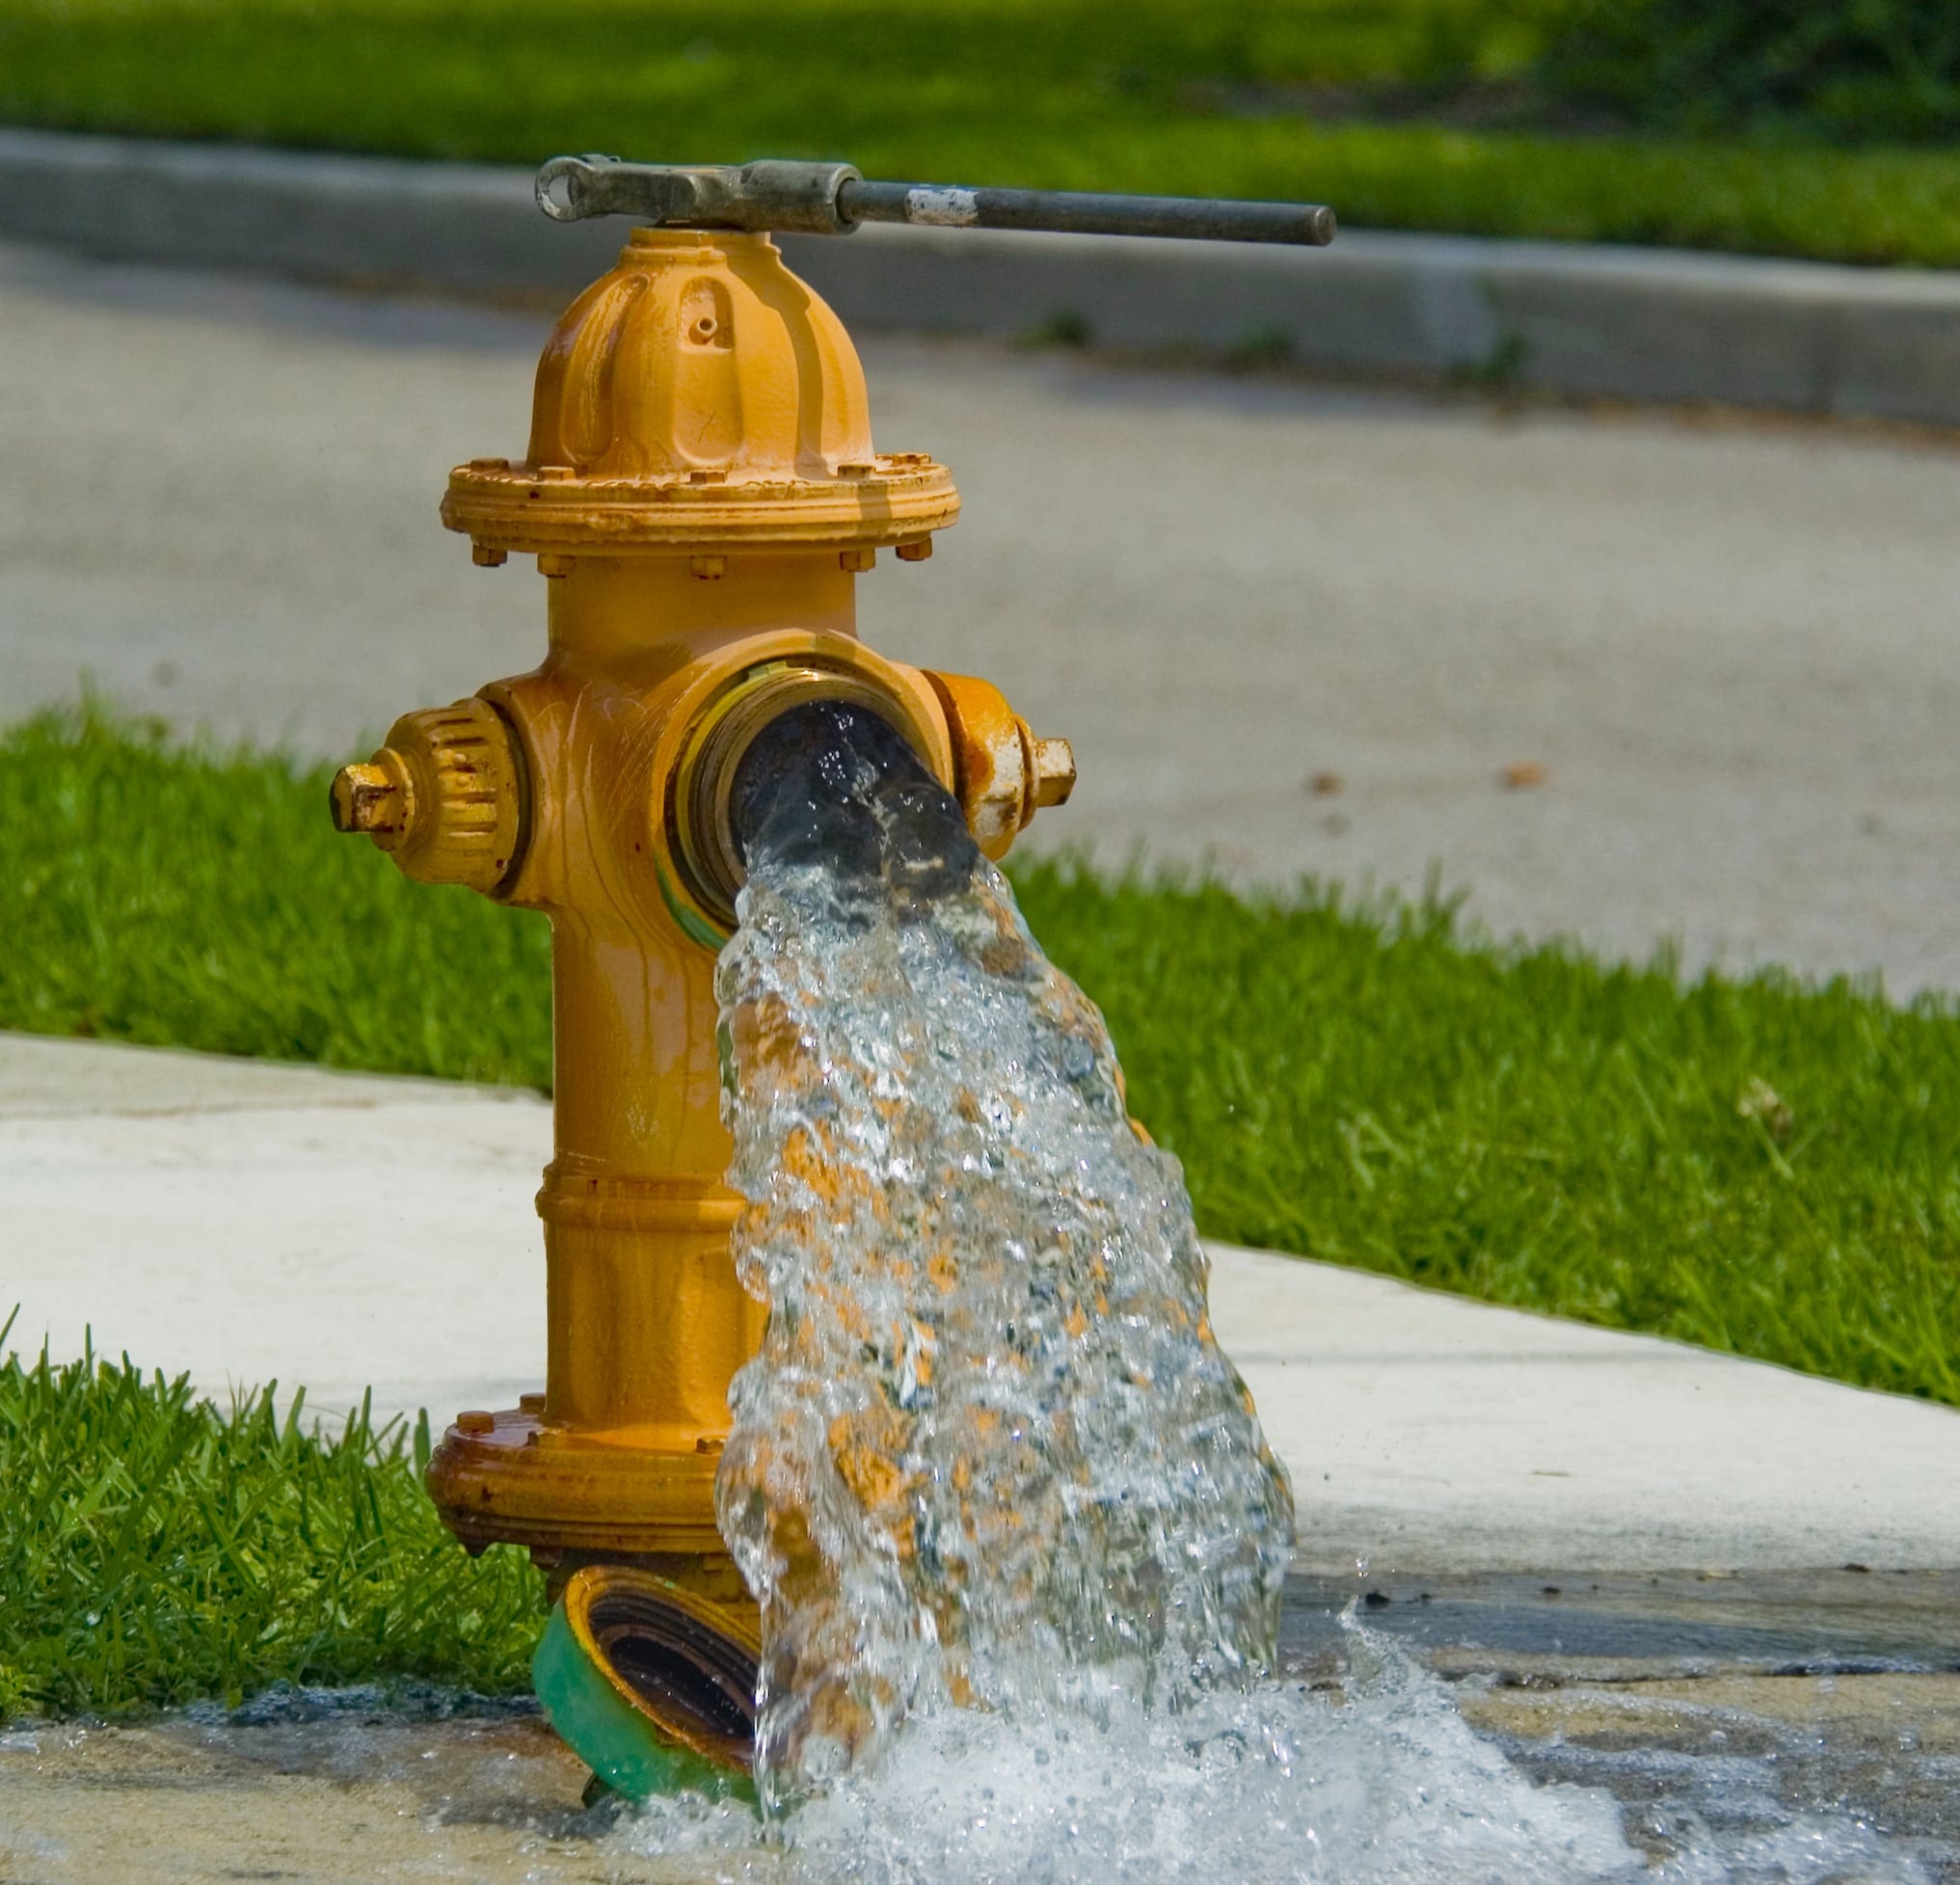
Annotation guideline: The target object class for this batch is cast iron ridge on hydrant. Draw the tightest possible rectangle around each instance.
[329,154,1333,1792]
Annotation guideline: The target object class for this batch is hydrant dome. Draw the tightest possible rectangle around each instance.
[443,229,959,555]
[532,229,873,481]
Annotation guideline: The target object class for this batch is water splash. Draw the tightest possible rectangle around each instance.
[713,705,1291,1805]
[623,1614,1922,1885]
[680,704,1926,1885]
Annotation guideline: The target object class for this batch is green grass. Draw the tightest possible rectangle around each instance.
[0,709,552,1085]
[4,704,1958,1717]
[4,0,1960,266]
[0,1321,541,1719]
[1013,871,1960,1414]
[3,706,1956,1416]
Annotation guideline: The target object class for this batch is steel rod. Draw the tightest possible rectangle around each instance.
[535,156,1335,248]
[837,179,1334,246]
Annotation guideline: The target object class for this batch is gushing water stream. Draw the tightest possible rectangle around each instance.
[629,704,1924,1883]
[716,703,1293,1804]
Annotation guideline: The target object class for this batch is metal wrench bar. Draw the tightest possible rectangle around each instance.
[536,156,1335,247]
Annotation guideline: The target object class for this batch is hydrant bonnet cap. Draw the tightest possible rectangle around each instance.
[443,229,959,555]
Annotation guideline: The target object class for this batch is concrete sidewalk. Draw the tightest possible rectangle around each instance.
[6,1033,1955,1576]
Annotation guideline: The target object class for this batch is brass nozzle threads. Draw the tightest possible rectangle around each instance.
[670,657,941,932]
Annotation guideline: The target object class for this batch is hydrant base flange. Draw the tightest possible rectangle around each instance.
[427,1409,727,1557]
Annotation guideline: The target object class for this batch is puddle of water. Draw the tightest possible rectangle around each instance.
[3,1625,1952,1885]
[1281,1570,1960,1680]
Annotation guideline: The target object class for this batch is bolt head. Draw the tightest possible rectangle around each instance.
[329,762,400,833]
[456,1410,497,1436]
[896,538,933,562]
[1031,736,1076,808]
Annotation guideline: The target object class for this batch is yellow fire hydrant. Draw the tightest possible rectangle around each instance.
[330,226,1073,1617]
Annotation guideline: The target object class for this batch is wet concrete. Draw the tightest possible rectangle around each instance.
[4,1576,1953,1883]
[1289,1570,1960,1880]
[1479,1674,1959,1880]
[1279,1568,1960,1682]
[0,1702,665,1884]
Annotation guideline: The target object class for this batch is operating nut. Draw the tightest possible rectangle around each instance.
[330,760,406,834]
[1030,734,1076,808]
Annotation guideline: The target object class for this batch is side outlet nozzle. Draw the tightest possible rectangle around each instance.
[330,697,527,894]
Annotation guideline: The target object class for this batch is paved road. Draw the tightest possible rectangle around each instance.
[10,1034,1957,1575]
[5,238,1958,989]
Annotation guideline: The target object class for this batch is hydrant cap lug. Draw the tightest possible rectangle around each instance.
[1032,735,1078,809]
[921,673,1075,862]
[331,700,527,896]
[329,761,403,836]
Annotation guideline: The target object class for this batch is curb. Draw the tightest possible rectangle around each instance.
[5,126,1959,426]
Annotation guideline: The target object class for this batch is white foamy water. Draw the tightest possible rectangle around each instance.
[623,1614,1920,1883]
[655,707,1926,1885]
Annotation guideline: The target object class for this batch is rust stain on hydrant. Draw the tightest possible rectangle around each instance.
[330,229,1071,1613]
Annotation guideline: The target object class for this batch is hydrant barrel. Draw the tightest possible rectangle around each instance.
[330,223,1076,1603]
